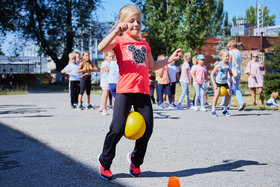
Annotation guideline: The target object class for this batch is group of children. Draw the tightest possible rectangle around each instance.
[148,49,236,117]
[61,50,119,115]
[61,51,98,110]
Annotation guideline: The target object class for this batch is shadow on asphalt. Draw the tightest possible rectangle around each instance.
[114,160,267,178]
[0,122,123,187]
[231,113,272,117]
[153,111,180,119]
[0,104,54,116]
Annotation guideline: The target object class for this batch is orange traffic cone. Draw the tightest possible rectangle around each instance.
[168,176,180,187]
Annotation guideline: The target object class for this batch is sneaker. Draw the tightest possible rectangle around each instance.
[159,103,165,108]
[99,166,113,180]
[200,107,207,112]
[193,107,199,111]
[71,104,77,109]
[77,105,83,110]
[169,103,176,109]
[86,104,94,110]
[163,101,167,108]
[102,110,107,116]
[127,153,141,177]
[222,110,231,117]
[238,103,246,111]
[109,105,113,109]
[176,103,183,110]
[97,154,113,180]
[211,111,218,117]
[98,106,103,112]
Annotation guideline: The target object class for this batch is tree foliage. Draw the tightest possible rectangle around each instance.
[133,0,215,58]
[245,6,275,26]
[263,34,280,99]
[208,0,224,36]
[0,0,101,72]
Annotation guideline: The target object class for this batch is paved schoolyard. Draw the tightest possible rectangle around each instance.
[0,91,279,187]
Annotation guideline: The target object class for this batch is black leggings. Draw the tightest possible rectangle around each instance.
[70,80,80,105]
[79,75,91,95]
[99,93,154,169]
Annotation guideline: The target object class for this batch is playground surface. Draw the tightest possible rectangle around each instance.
[0,91,279,187]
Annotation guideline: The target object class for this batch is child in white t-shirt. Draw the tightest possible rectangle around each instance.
[61,52,81,108]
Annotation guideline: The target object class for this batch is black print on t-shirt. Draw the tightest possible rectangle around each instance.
[128,45,147,64]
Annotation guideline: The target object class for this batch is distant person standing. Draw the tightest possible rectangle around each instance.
[77,51,98,110]
[1,69,8,88]
[108,52,119,102]
[177,52,191,110]
[221,40,246,111]
[61,52,81,108]
[168,61,180,105]
[9,68,15,86]
[246,53,265,105]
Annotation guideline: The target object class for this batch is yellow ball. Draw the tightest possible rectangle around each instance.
[220,86,227,96]
[124,112,146,140]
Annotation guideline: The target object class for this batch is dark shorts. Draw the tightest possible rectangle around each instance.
[80,75,91,95]
[170,82,176,95]
[216,82,229,89]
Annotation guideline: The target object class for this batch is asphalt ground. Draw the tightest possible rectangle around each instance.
[0,91,279,187]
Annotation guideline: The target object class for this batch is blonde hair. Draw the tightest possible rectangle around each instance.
[68,52,75,59]
[157,54,166,61]
[118,5,142,22]
[219,49,229,59]
[227,40,237,48]
[271,92,279,98]
[105,50,115,57]
[184,52,192,62]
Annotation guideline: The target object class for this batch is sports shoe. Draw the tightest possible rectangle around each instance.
[193,107,199,111]
[238,103,246,111]
[169,103,176,109]
[200,107,207,112]
[102,110,107,116]
[86,104,94,110]
[159,103,165,108]
[109,105,113,109]
[127,153,141,177]
[98,106,103,112]
[222,110,231,117]
[77,104,83,110]
[211,111,218,117]
[97,154,113,180]
[99,166,113,180]
[71,104,77,109]
[176,103,183,110]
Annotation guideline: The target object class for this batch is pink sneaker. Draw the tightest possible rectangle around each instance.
[98,106,103,112]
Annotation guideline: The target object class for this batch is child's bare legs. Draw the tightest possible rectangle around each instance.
[223,89,231,112]
[258,87,264,105]
[250,88,256,105]
[86,94,91,105]
[211,87,220,115]
[78,94,83,105]
[102,90,109,111]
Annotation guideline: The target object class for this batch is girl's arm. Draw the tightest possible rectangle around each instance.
[90,62,98,72]
[148,49,182,71]
[185,68,190,84]
[97,23,128,53]
[77,62,85,73]
[210,66,219,89]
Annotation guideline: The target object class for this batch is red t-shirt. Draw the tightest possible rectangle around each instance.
[113,36,151,95]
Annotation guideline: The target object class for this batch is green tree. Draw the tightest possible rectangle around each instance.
[208,0,224,36]
[133,0,215,57]
[223,12,231,37]
[0,0,101,74]
[245,6,275,26]
[263,34,280,99]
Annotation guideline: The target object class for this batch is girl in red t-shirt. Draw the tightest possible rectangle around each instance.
[97,5,182,180]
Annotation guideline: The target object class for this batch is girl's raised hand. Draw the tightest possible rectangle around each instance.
[115,23,128,35]
[168,49,182,63]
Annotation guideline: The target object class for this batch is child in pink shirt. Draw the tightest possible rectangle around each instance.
[191,54,207,111]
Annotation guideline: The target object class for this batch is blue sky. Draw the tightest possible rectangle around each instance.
[96,0,280,25]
